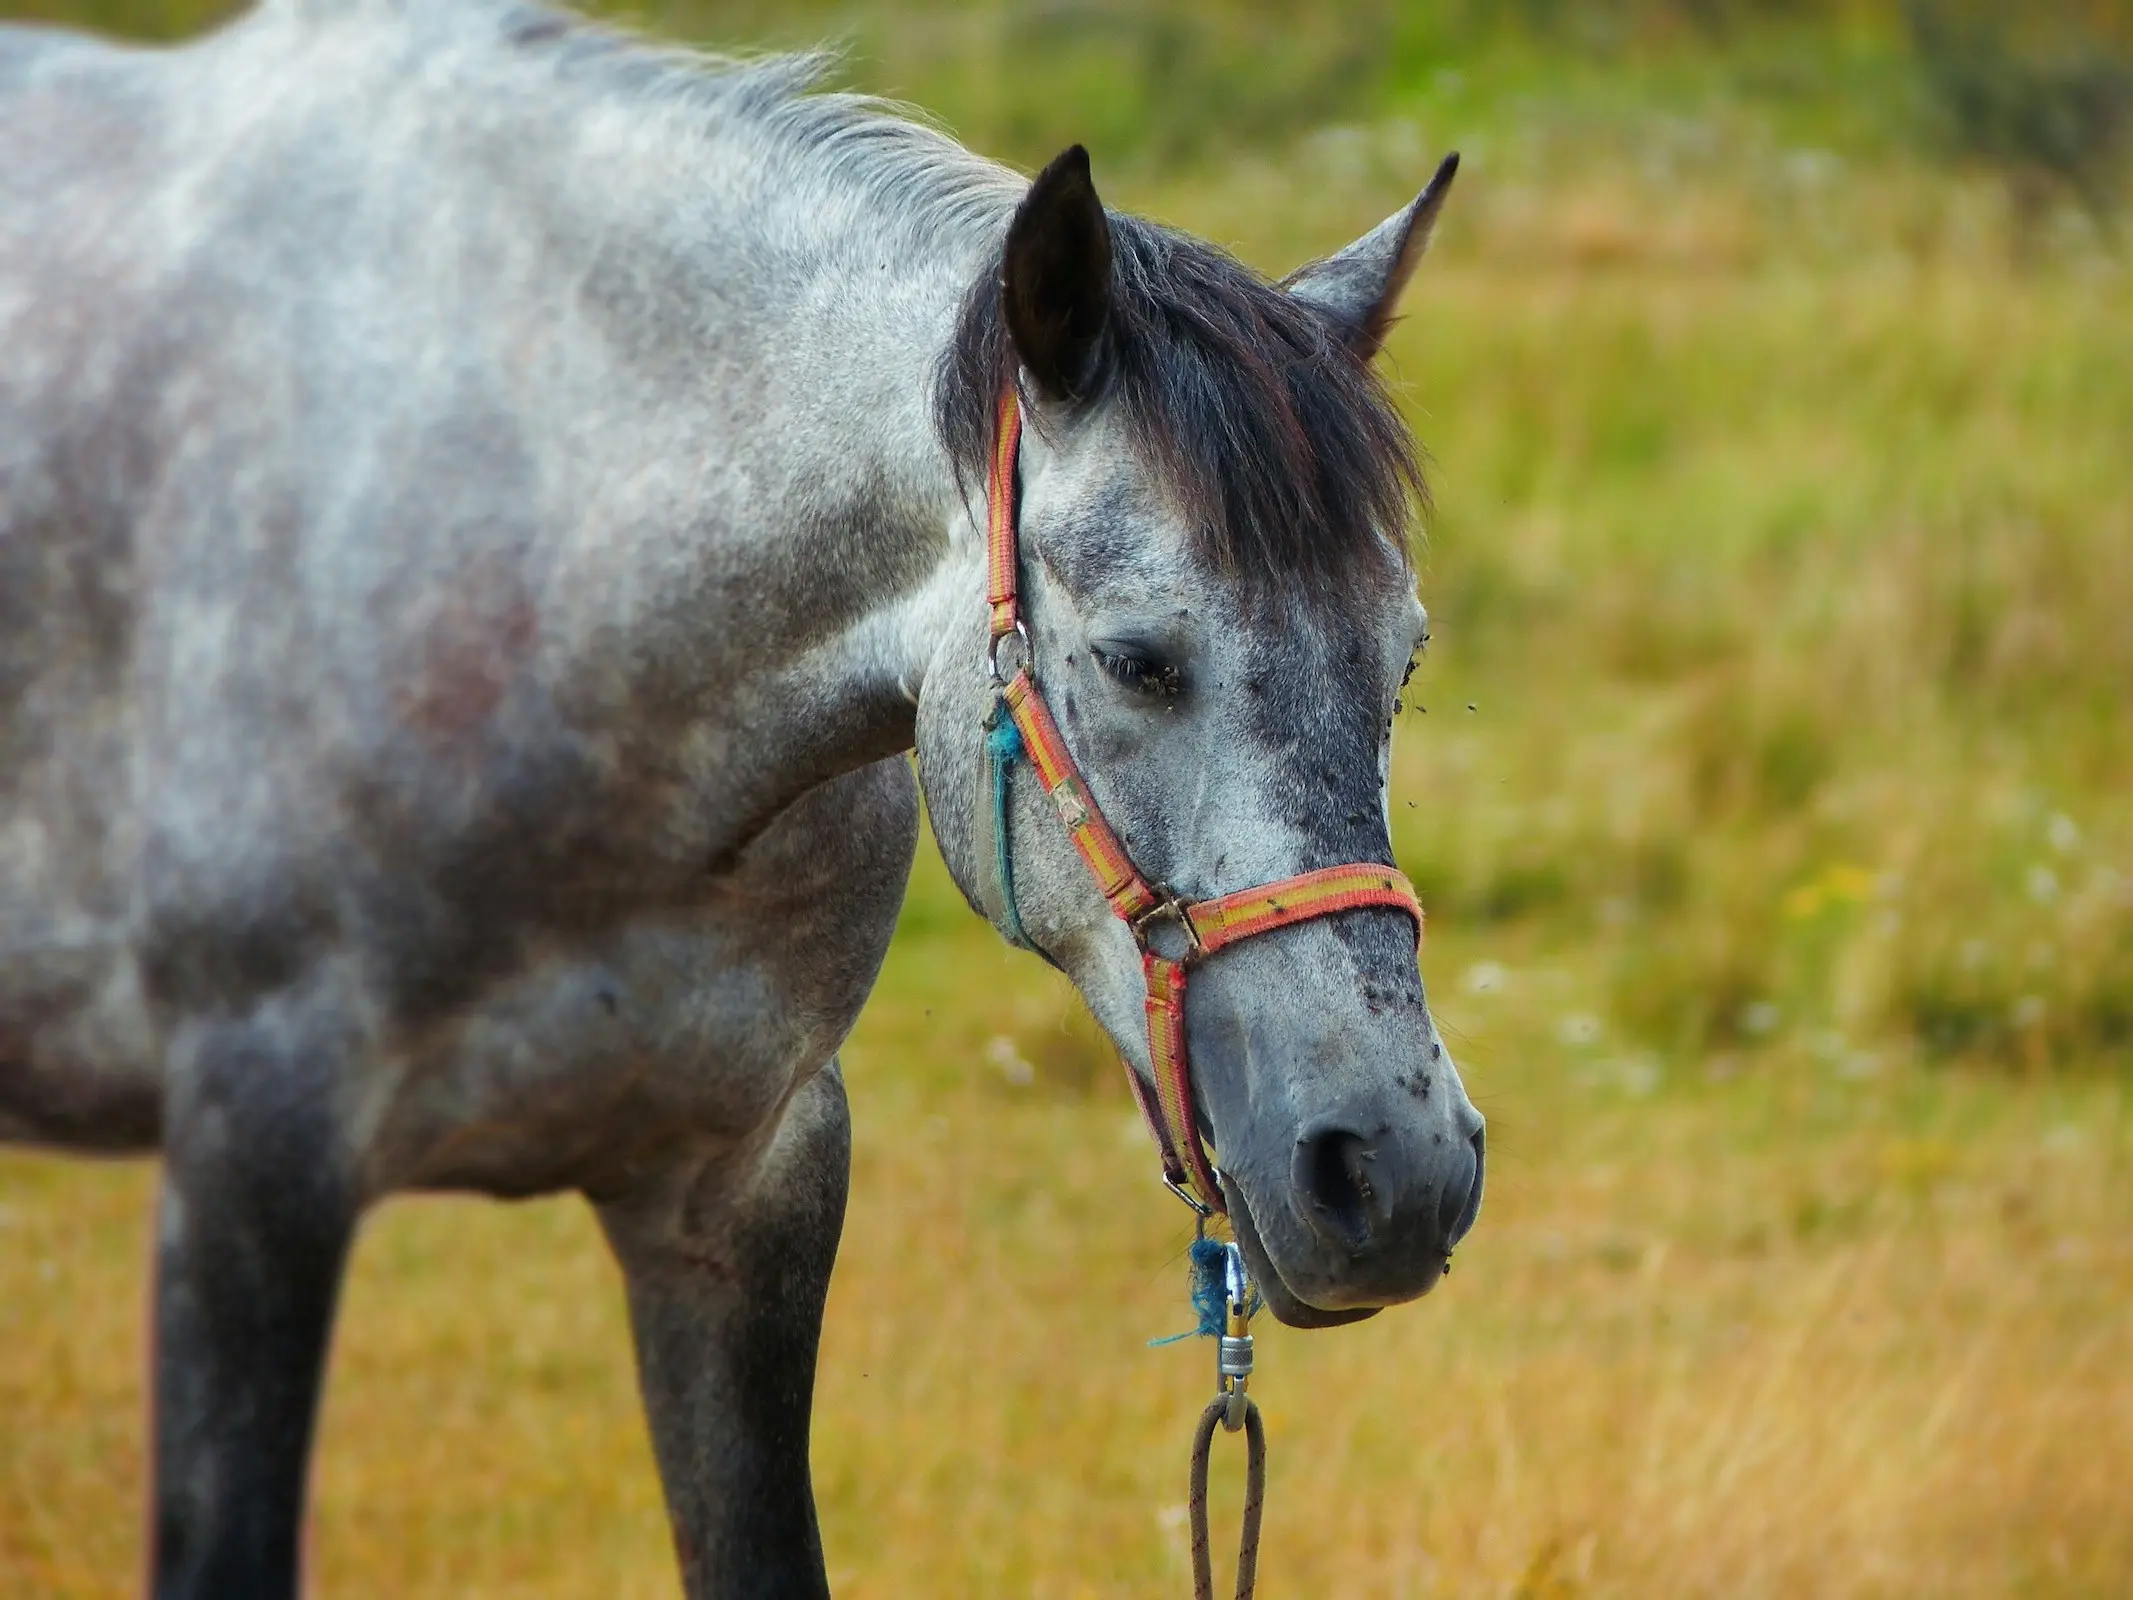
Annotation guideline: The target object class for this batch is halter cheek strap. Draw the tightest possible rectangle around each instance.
[982,388,1424,1215]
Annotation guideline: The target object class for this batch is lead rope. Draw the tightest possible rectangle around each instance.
[1175,1230,1266,1600]
[1190,1396,1265,1600]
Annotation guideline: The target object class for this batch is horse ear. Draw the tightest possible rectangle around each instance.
[1283,152,1458,361]
[1002,145,1113,402]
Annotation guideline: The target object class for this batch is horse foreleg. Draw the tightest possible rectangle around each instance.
[151,1011,356,1600]
[595,1059,851,1600]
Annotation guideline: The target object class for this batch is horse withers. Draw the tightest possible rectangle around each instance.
[0,2,1483,1593]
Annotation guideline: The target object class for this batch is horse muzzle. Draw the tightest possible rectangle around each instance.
[1221,1094,1485,1326]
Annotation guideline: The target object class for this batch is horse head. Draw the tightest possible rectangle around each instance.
[917,148,1481,1326]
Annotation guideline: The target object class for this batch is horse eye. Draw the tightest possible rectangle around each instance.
[1093,646,1182,699]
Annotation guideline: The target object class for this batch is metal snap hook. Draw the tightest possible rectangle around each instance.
[1164,1173,1217,1219]
[1216,1241,1255,1431]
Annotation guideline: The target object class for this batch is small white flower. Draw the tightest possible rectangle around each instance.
[2046,812,2081,854]
[1464,961,1508,995]
[1557,1012,1603,1046]
[2025,864,2061,904]
[1618,1057,1662,1097]
[1837,1051,1881,1081]
[984,1035,1034,1087]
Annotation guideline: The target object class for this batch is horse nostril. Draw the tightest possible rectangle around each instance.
[1440,1124,1485,1250]
[1296,1127,1379,1251]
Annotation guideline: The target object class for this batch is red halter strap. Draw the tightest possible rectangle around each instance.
[984,388,1424,1215]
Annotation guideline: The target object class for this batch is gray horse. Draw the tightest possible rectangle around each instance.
[0,2,1484,1594]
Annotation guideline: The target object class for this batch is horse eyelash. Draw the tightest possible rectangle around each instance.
[1094,647,1183,699]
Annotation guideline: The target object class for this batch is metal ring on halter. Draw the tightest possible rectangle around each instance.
[986,620,1031,685]
[1132,894,1205,961]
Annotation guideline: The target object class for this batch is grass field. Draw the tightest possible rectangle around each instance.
[4,2,2132,1595]
[7,874,2131,1596]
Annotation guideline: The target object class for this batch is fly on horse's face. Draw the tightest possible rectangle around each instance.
[919,149,1482,1325]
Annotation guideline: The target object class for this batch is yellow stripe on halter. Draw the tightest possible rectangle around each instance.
[985,390,1023,644]
[1188,865,1422,954]
[1144,954,1222,1212]
[1002,670,1161,923]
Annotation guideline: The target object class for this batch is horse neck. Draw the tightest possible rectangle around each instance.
[491,52,1014,808]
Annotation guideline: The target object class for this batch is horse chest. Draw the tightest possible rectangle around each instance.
[355,759,918,1199]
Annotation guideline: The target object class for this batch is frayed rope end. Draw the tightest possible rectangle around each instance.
[1148,1236,1246,1346]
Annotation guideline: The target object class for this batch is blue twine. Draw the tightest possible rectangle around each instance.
[1147,1236,1236,1346]
[984,707,1036,951]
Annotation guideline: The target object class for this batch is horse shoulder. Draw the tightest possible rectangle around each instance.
[357,759,919,1199]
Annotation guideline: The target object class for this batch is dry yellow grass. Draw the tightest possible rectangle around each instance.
[5,872,2131,1595]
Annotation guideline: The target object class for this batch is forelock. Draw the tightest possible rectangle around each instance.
[937,213,1427,606]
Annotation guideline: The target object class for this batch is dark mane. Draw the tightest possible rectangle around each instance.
[487,5,1424,596]
[937,212,1427,600]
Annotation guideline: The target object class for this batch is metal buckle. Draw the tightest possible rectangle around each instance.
[985,620,1031,685]
[1132,894,1204,962]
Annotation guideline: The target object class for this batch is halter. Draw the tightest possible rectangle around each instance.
[980,387,1425,1216]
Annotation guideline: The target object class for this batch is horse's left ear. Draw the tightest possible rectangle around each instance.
[1283,152,1458,360]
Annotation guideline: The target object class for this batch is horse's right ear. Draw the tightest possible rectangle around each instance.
[1283,152,1458,361]
[1002,145,1113,403]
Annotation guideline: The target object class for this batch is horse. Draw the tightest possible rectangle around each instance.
[0,2,1485,1593]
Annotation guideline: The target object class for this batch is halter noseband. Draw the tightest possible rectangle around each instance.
[980,387,1425,1216]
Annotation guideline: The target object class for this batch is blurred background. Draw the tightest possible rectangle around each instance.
[2,1,2129,1594]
